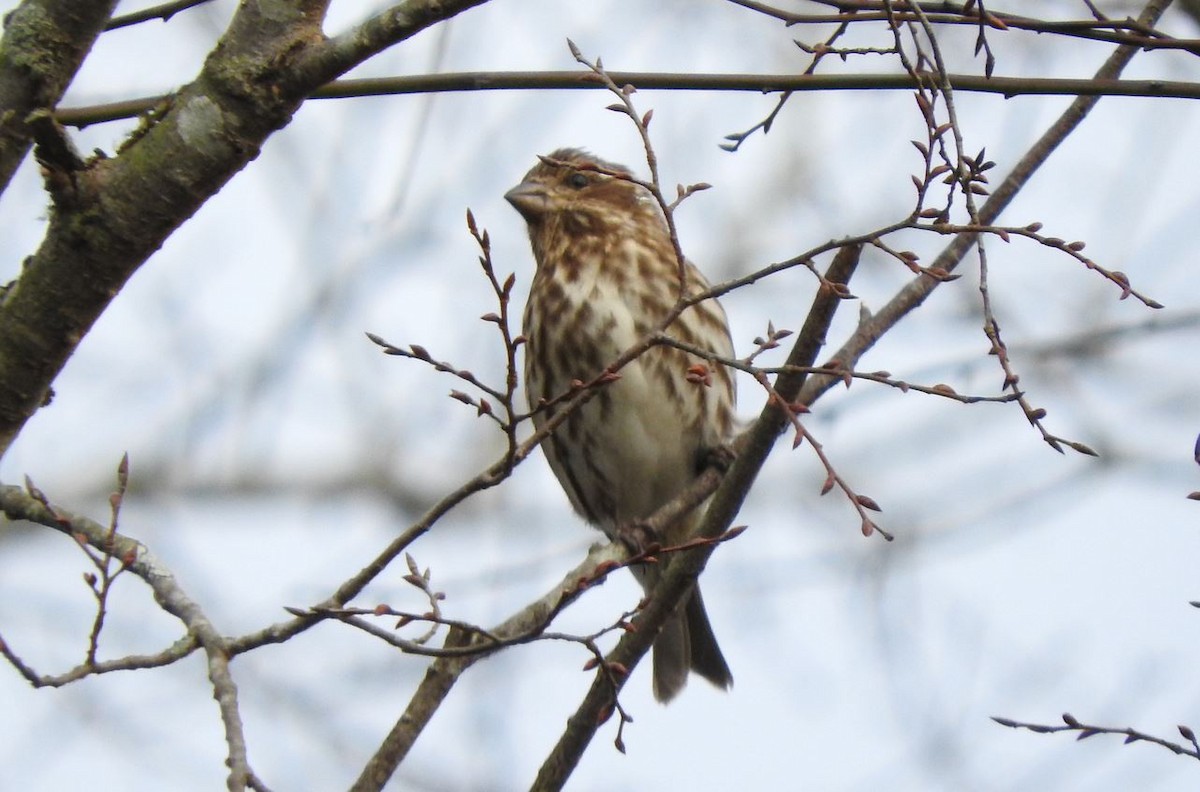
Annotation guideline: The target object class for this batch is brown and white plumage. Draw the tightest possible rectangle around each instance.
[507,148,734,702]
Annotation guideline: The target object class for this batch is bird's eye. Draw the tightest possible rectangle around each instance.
[567,172,589,189]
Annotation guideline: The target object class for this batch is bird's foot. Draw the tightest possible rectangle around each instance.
[613,519,663,560]
[701,442,737,474]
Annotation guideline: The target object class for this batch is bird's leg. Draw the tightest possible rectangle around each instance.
[698,442,736,475]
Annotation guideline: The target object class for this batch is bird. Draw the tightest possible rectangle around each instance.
[506,148,735,702]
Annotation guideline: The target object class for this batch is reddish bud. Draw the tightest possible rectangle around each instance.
[607,662,629,678]
[685,363,713,386]
[857,495,882,512]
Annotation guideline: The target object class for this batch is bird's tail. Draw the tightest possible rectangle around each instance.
[652,584,733,703]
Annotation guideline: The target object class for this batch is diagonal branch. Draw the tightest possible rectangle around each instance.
[346,541,628,792]
[0,0,494,460]
[0,0,119,193]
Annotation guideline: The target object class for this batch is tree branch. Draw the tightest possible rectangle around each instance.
[347,541,628,792]
[0,0,119,192]
[795,0,1175,411]
[731,0,1193,53]
[0,483,256,791]
[54,70,1200,127]
[105,0,214,30]
[0,0,495,460]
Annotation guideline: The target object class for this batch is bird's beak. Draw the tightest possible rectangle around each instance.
[505,181,550,222]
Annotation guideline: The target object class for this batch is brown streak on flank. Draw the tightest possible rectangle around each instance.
[573,299,595,335]
[550,433,601,524]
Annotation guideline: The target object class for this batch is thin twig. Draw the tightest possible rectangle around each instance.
[796,0,1174,423]
[0,484,257,790]
[105,0,214,30]
[994,713,1200,762]
[53,71,1200,128]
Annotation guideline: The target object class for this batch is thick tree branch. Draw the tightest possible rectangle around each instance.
[0,0,119,192]
[0,0,494,459]
[298,0,493,80]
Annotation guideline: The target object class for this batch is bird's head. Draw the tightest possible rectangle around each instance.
[505,149,655,243]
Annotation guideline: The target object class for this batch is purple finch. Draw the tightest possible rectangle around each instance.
[507,149,735,702]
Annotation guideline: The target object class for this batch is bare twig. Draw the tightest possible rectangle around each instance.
[105,0,214,30]
[795,0,1175,428]
[347,540,627,792]
[301,528,745,659]
[994,713,1200,762]
[0,483,257,790]
[366,209,526,442]
[79,454,133,666]
[568,40,699,285]
[723,20,860,151]
[727,0,1193,52]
